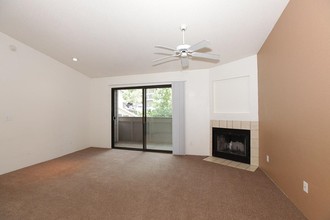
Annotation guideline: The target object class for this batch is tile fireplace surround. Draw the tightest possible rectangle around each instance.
[210,120,259,168]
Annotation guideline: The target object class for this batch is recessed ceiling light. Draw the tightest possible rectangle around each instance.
[72,57,78,62]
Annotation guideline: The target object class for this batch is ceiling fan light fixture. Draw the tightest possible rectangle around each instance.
[181,52,188,58]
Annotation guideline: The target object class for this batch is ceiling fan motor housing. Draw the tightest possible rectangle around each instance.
[176,44,190,52]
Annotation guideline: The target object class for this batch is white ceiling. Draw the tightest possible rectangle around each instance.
[0,0,289,78]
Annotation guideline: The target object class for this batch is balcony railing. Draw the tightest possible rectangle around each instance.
[116,117,172,144]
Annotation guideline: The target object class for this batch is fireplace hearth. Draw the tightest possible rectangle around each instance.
[212,127,250,164]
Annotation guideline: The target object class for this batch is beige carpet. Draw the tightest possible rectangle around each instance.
[0,148,306,220]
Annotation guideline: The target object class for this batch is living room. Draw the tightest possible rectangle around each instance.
[0,0,329,219]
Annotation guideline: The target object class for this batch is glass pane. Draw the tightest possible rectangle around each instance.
[114,88,143,149]
[146,87,172,151]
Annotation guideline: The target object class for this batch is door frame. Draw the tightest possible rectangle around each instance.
[111,84,172,153]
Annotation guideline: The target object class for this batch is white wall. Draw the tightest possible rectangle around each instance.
[0,32,90,174]
[210,55,258,121]
[89,69,210,155]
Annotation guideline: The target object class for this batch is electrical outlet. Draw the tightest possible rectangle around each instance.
[303,181,308,193]
[266,155,270,163]
[4,114,13,122]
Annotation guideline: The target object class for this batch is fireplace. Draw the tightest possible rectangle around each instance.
[212,127,250,164]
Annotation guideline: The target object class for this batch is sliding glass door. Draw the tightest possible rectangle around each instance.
[112,85,172,152]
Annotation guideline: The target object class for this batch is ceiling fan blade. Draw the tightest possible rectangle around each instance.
[191,52,220,60]
[181,57,189,68]
[154,52,173,56]
[189,40,210,52]
[155,45,177,51]
[153,55,178,63]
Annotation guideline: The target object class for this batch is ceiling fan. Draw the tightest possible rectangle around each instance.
[153,24,220,68]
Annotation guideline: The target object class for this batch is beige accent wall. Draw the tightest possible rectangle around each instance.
[257,0,330,219]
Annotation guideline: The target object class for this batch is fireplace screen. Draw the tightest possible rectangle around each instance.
[212,127,250,164]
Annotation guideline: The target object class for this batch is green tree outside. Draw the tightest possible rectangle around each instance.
[147,88,172,118]
[121,88,172,118]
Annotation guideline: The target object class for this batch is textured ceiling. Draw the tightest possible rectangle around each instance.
[0,0,289,78]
